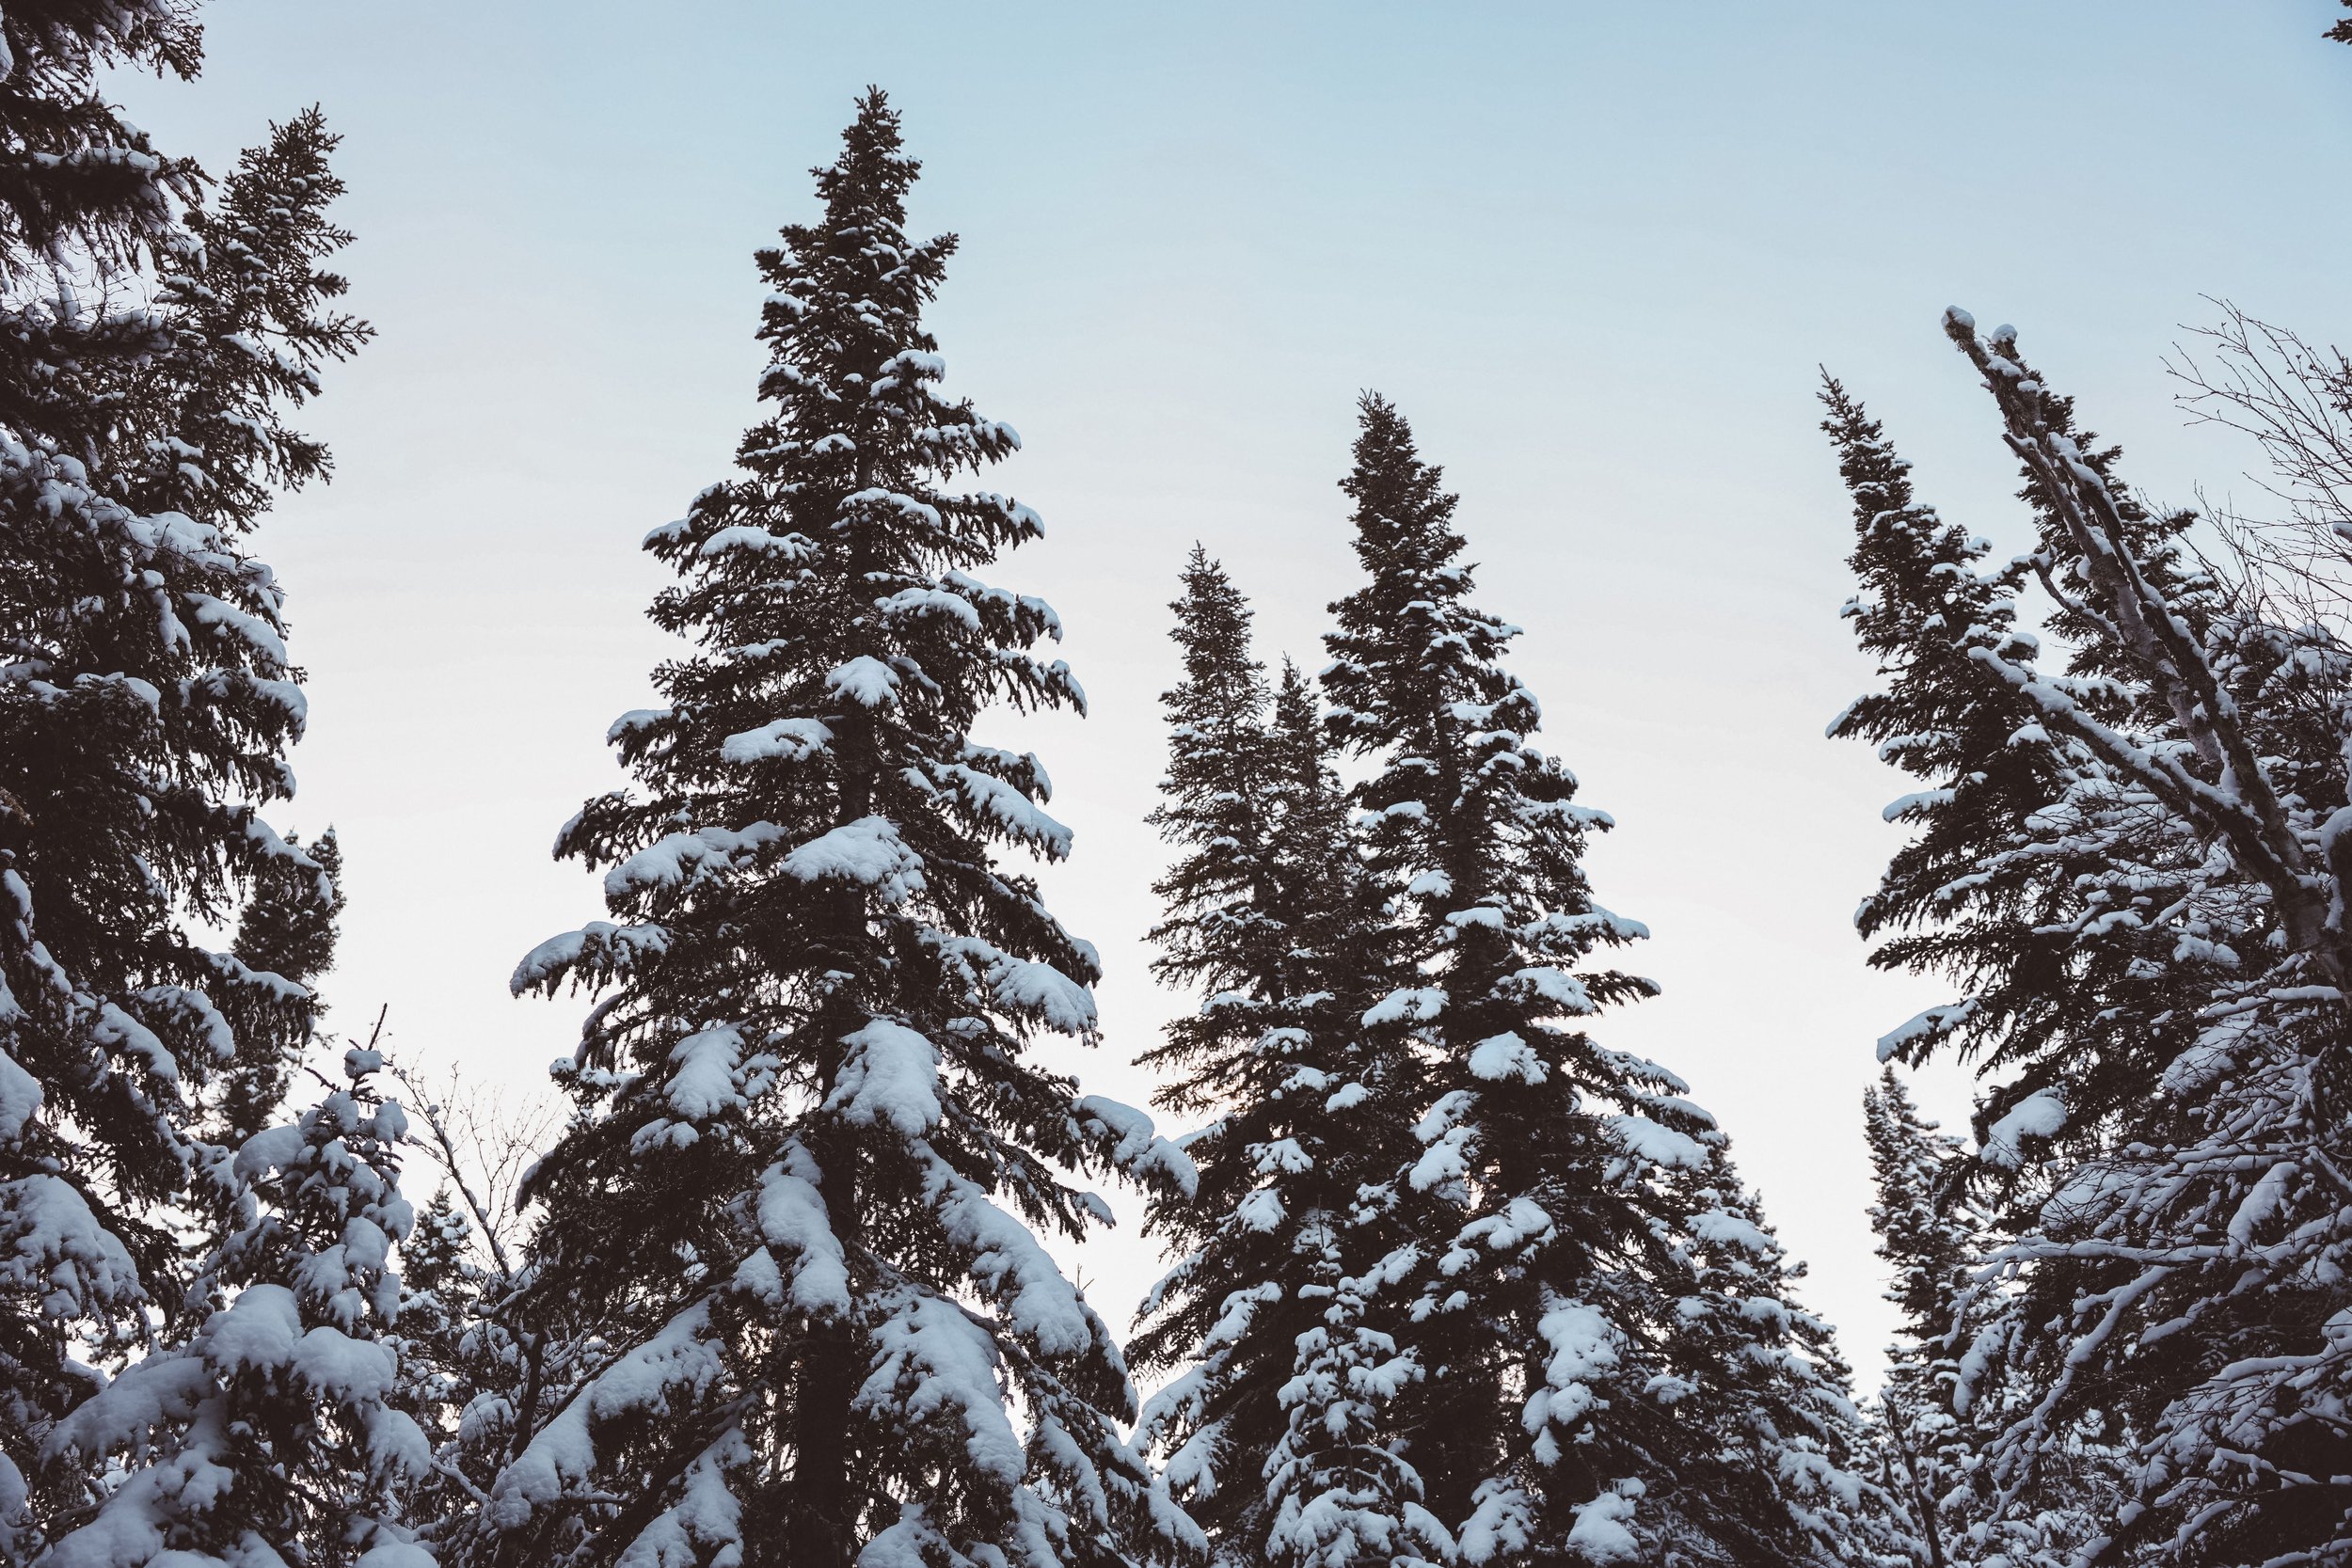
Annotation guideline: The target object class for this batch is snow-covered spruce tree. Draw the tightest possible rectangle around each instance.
[1320,394,1884,1565]
[389,1186,475,1444]
[1129,554,1444,1568]
[0,103,366,1558]
[1859,1068,2120,1568]
[1253,663,1457,1568]
[40,1046,433,1568]
[484,91,1198,1568]
[1828,310,2352,1564]
[1824,357,2194,1566]
[1823,366,2164,1568]
[389,1195,557,1557]
[1861,1067,1992,1568]
[1820,372,2205,1141]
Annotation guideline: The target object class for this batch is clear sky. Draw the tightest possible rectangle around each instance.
[113,1,2352,1388]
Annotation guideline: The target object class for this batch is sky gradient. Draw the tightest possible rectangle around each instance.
[113,1,2352,1387]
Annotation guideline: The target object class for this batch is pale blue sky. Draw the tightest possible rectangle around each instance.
[115,2,2352,1385]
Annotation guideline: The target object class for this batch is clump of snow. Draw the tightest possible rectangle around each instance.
[0,1174,145,1319]
[1363,987,1446,1026]
[721,716,832,764]
[290,1323,398,1402]
[699,524,815,560]
[664,1025,745,1120]
[1467,1031,1548,1085]
[1876,998,1978,1063]
[1074,1095,1199,1196]
[877,585,981,630]
[1460,1480,1535,1563]
[826,656,901,707]
[605,822,787,900]
[0,1047,41,1143]
[1527,1300,1620,1437]
[356,1543,439,1568]
[857,1289,1026,1482]
[935,763,1073,857]
[1689,1208,1774,1255]
[987,956,1094,1033]
[935,935,1095,1033]
[1565,1489,1642,1564]
[586,1302,726,1428]
[1234,1188,1284,1232]
[1411,1126,1472,1194]
[2162,1015,2249,1097]
[236,1124,308,1183]
[922,1149,1097,1356]
[511,920,672,994]
[1608,1117,1707,1171]
[1502,966,1595,1014]
[491,1303,734,1535]
[828,1019,942,1137]
[203,1282,304,1375]
[2227,1161,2296,1249]
[1980,1087,2066,1168]
[782,816,926,904]
[755,1147,851,1315]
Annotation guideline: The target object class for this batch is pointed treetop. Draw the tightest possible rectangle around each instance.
[1339,391,1468,587]
[810,86,924,229]
[1861,1064,1978,1341]
[1166,544,1263,703]
[1270,656,1317,743]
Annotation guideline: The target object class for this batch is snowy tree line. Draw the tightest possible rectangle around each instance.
[3,5,2351,1565]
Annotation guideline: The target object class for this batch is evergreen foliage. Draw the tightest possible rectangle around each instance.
[1130,553,1440,1567]
[38,1051,431,1568]
[0,1,199,274]
[0,0,202,448]
[1862,1067,2005,1568]
[480,91,1199,1568]
[389,1186,476,1448]
[0,44,367,1560]
[222,828,344,1143]
[1321,395,1889,1566]
[1829,310,2352,1564]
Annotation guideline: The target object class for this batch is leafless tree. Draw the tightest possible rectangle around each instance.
[2168,300,2352,636]
[390,1057,560,1277]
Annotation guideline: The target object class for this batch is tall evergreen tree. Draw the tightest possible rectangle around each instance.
[1252,661,1452,1568]
[1321,394,1886,1565]
[0,84,367,1562]
[1828,310,2352,1564]
[1825,362,2159,1566]
[389,1185,476,1448]
[1131,554,1441,1567]
[479,92,1197,1568]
